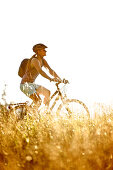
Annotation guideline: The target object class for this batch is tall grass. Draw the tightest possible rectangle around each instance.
[0,100,113,170]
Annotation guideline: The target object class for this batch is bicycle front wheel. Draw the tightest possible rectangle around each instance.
[57,99,90,118]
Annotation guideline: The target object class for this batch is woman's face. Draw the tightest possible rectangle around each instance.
[37,48,47,57]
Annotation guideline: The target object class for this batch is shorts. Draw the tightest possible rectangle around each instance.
[20,82,40,97]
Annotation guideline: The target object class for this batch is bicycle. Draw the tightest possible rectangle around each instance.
[8,79,90,119]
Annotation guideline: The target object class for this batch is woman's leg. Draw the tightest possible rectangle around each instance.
[36,86,50,106]
[29,92,41,105]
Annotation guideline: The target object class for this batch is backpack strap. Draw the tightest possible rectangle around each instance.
[26,54,37,71]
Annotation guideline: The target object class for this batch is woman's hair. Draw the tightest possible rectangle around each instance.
[33,43,48,53]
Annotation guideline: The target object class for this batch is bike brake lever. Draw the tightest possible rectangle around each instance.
[63,79,69,84]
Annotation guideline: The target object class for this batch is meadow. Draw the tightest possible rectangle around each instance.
[0,96,113,170]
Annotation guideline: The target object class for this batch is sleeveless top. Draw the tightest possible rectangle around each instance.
[21,55,43,84]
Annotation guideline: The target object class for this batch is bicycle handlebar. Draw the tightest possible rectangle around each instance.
[55,78,69,87]
[62,79,69,84]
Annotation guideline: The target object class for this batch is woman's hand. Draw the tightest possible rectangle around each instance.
[51,77,62,83]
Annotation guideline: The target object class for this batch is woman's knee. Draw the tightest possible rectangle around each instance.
[47,90,51,97]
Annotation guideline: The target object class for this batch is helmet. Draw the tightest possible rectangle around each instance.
[33,43,48,53]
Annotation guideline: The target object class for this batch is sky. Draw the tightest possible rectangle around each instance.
[0,0,113,107]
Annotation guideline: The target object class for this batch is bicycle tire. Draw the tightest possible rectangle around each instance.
[57,99,90,118]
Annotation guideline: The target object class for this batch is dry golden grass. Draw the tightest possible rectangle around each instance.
[0,100,113,170]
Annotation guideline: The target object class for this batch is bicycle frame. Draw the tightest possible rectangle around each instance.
[8,82,90,117]
[49,83,66,110]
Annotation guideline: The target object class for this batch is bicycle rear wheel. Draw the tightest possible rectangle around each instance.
[57,99,90,118]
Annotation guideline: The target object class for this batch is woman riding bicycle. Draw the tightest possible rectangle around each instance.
[20,43,62,105]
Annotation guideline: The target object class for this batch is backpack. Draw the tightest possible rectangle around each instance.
[18,54,37,78]
[18,58,29,78]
